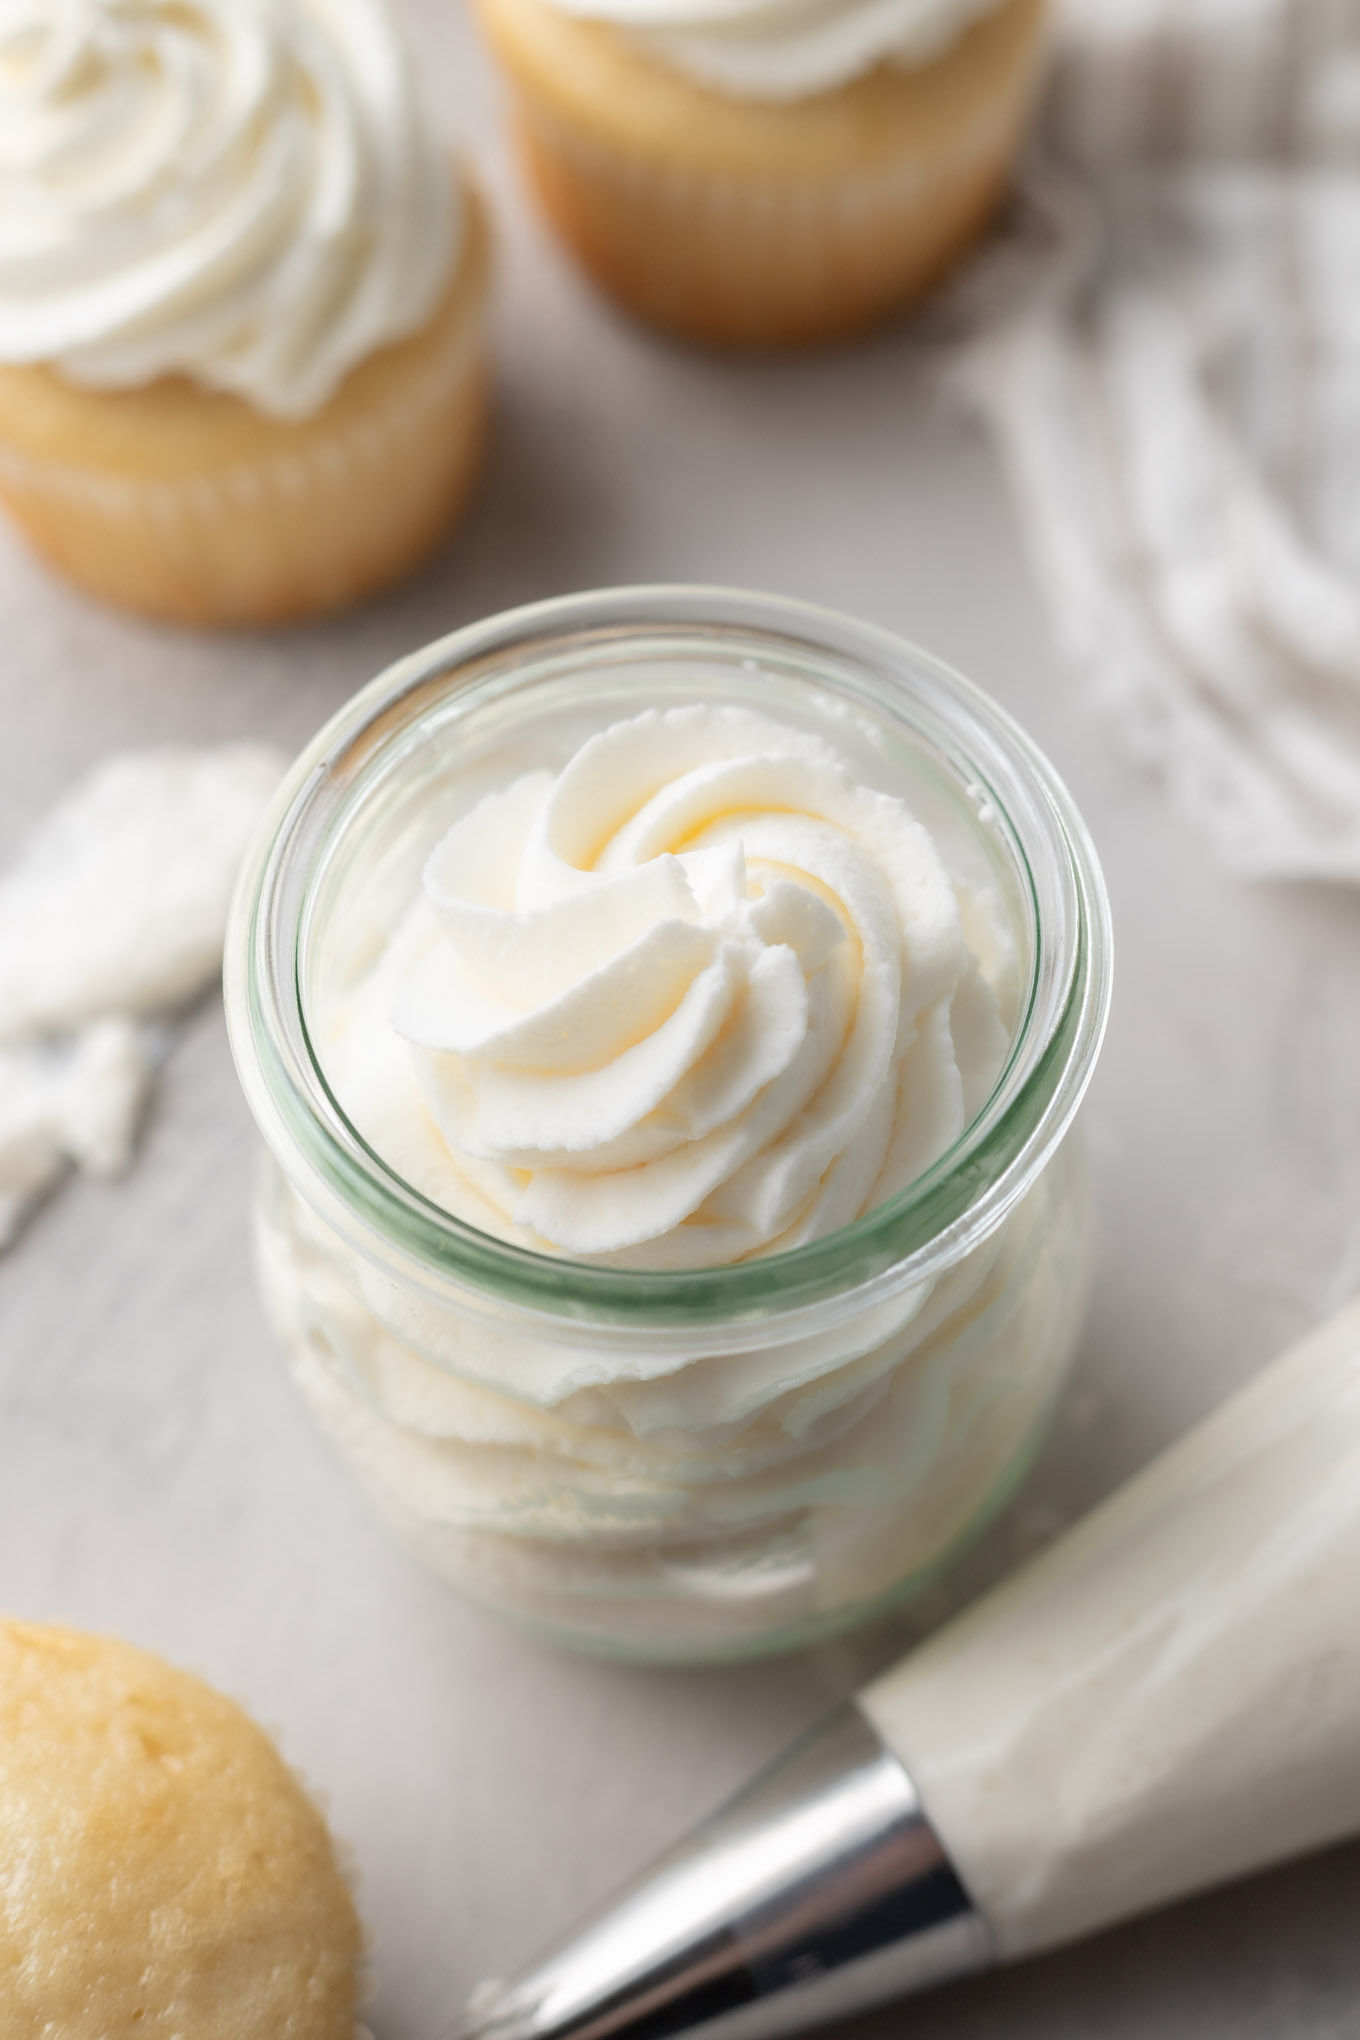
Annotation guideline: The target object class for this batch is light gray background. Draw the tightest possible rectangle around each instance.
[2,6,1359,2035]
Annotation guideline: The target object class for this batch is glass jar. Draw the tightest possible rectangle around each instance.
[225,588,1112,1662]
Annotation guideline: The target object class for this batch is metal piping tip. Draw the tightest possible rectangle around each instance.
[456,1703,993,2040]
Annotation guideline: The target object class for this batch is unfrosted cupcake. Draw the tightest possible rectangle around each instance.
[0,0,491,626]
[472,0,1045,346]
[0,1618,366,2037]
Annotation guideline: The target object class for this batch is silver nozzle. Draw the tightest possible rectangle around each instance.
[458,1702,993,2040]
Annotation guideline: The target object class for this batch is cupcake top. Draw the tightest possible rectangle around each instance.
[0,0,457,417]
[536,0,1011,100]
[0,1618,366,2038]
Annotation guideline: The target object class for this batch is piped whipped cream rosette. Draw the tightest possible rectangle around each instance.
[232,604,1108,1653]
[288,705,1084,1578]
[343,706,1011,1270]
[0,0,457,419]
[0,0,489,624]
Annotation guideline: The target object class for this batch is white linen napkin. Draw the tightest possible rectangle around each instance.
[960,0,1360,882]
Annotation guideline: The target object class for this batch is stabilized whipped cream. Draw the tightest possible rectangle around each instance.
[239,693,1098,1655]
[540,0,1008,102]
[260,1145,1086,1645]
[862,1298,1360,1957]
[0,0,456,418]
[328,706,1010,1268]
[0,744,284,1245]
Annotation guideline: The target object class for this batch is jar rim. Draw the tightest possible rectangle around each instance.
[225,586,1112,1328]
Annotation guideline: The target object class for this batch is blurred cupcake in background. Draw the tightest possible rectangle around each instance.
[472,0,1045,346]
[0,0,491,627]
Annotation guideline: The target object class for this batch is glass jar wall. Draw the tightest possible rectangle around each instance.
[225,589,1111,1661]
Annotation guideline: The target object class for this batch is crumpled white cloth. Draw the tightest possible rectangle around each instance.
[959,0,1360,883]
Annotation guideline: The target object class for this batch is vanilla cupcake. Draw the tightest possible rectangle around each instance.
[0,0,491,626]
[0,1618,366,2038]
[473,0,1043,346]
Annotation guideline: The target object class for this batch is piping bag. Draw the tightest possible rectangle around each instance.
[461,1298,1360,2040]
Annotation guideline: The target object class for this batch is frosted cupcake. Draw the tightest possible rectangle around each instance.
[0,0,491,626]
[0,1619,366,2037]
[472,0,1044,346]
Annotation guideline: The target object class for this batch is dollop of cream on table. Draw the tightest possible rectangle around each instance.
[541,0,1007,101]
[337,705,1009,1268]
[0,745,285,1244]
[0,1019,153,1239]
[0,0,456,418]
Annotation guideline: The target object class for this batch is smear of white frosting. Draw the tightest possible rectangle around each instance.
[0,744,285,1246]
[333,706,1009,1269]
[0,746,289,1040]
[542,0,1008,101]
[0,0,457,417]
[0,1019,155,1243]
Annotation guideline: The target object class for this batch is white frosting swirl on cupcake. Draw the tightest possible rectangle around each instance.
[0,0,457,417]
[541,0,1009,102]
[333,706,1010,1269]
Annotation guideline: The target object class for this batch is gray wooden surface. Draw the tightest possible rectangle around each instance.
[2,5,1359,2034]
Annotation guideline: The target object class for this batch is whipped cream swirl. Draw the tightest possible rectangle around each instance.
[354,706,1008,1269]
[543,0,1008,102]
[0,0,457,417]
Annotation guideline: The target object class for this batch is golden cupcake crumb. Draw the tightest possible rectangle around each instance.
[0,1619,365,2039]
[473,0,1045,346]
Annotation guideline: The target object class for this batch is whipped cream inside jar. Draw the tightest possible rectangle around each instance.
[226,589,1111,1660]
